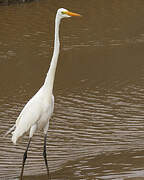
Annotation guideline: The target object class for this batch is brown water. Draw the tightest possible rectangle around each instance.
[0,0,144,179]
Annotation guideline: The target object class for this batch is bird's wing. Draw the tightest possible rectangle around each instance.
[16,86,46,127]
[12,87,54,144]
[16,95,42,130]
[11,96,43,144]
[4,95,40,137]
[4,96,40,137]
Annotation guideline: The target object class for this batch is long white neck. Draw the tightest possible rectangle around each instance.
[43,14,61,94]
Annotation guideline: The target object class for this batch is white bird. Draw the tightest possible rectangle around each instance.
[5,8,81,180]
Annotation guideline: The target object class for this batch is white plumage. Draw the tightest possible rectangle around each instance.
[5,8,81,179]
[12,86,54,144]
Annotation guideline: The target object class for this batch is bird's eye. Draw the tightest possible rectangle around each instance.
[61,11,65,14]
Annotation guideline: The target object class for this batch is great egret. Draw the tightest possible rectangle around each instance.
[5,8,81,180]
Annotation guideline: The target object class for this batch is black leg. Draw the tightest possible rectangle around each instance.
[43,134,50,179]
[20,138,31,180]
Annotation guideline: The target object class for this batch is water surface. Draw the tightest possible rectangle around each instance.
[0,0,144,179]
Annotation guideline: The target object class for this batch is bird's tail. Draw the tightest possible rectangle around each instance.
[11,126,25,145]
[4,124,16,137]
[12,132,17,145]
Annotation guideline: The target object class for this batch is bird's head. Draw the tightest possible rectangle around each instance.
[57,8,81,19]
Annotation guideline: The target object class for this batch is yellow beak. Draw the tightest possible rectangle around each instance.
[65,11,81,17]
